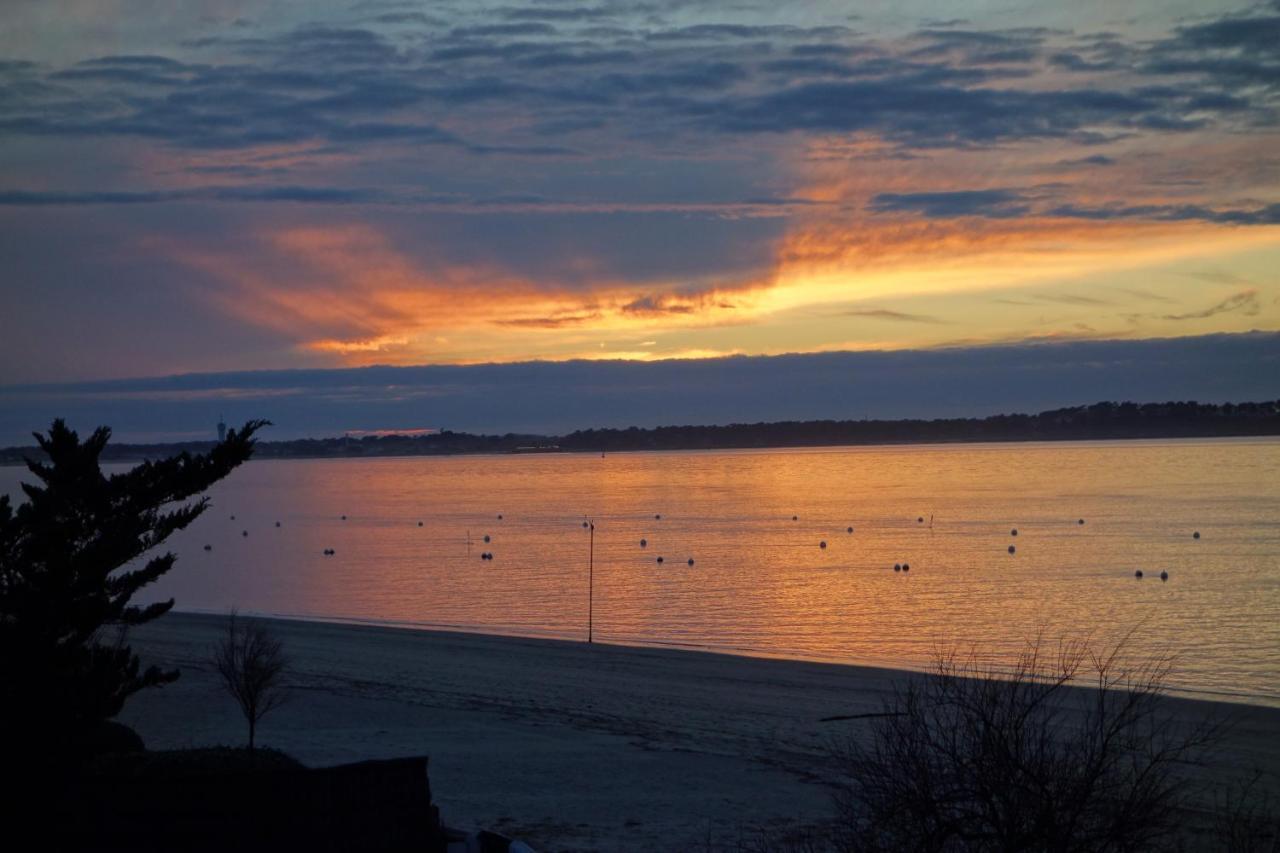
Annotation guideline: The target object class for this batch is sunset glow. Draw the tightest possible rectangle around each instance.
[2,0,1277,383]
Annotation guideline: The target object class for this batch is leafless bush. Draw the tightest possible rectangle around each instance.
[213,610,288,750]
[1215,771,1280,853]
[831,632,1223,852]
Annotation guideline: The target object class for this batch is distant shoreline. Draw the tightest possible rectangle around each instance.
[2,399,1277,466]
[7,429,1280,466]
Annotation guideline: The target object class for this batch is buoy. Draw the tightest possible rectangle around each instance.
[687,558,695,566]
[275,521,281,528]
[1135,569,1143,578]
[792,515,798,521]
[483,534,491,543]
[418,521,423,527]
[203,544,212,551]
[655,514,661,520]
[323,548,334,556]
[918,516,924,523]
[582,521,589,528]
[1078,519,1085,525]
[497,514,503,520]
[847,526,853,533]
[1011,529,1018,536]
[242,530,248,537]
[341,514,347,521]
[230,515,236,520]
[640,538,647,547]
[1008,545,1016,554]
[1193,531,1200,539]
[894,563,901,571]
[1160,570,1169,581]
[656,556,664,564]
[820,541,827,549]
[902,563,910,571]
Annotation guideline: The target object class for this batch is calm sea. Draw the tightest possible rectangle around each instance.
[5,439,1279,705]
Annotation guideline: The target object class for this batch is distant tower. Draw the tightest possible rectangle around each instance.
[217,415,227,443]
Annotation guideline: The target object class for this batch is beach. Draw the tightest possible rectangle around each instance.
[122,612,1280,852]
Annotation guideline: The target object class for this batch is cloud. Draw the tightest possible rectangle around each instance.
[2,332,1276,444]
[840,308,945,323]
[868,190,1030,218]
[1046,202,1280,225]
[1034,293,1112,306]
[1162,289,1260,321]
[1056,154,1116,167]
[2,2,1280,386]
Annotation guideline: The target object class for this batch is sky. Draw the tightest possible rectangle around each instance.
[1,1,1278,439]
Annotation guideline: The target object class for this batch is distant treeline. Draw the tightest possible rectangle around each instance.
[2,401,1278,466]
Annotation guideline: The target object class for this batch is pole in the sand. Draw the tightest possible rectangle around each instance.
[588,520,595,644]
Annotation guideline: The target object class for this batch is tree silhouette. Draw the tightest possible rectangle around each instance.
[214,610,289,750]
[0,418,267,768]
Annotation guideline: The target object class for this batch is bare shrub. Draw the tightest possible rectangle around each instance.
[831,632,1223,852]
[1215,771,1280,853]
[213,611,289,750]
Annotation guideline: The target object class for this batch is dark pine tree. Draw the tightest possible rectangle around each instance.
[0,418,267,770]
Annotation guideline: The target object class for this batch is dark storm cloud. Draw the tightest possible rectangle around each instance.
[1,333,1276,445]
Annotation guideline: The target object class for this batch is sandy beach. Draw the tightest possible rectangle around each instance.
[121,612,1280,852]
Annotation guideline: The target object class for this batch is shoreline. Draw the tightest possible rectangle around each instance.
[4,428,1278,468]
[122,612,1280,852]
[171,606,1280,711]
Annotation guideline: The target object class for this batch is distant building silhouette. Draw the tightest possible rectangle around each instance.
[217,415,227,442]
